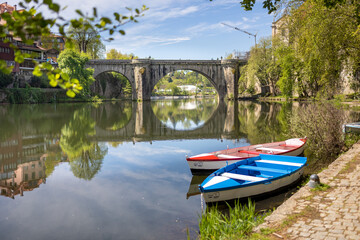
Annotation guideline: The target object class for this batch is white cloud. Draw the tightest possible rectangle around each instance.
[146,5,200,22]
[107,144,189,167]
[184,22,222,36]
[107,35,190,53]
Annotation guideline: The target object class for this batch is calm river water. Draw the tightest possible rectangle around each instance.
[0,99,357,239]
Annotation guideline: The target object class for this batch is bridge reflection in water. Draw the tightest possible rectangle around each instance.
[91,99,243,143]
[0,99,289,200]
[0,99,311,240]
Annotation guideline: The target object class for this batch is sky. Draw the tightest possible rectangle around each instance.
[9,0,275,59]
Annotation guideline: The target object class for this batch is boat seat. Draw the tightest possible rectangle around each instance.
[221,172,266,182]
[255,147,288,152]
[238,150,261,155]
[255,160,303,167]
[237,165,289,174]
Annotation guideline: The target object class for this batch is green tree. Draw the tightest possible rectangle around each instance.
[57,49,95,97]
[106,48,138,59]
[0,0,147,97]
[240,37,278,95]
[288,0,360,98]
[274,40,301,97]
[166,82,181,95]
[240,0,360,98]
[88,40,106,59]
[67,23,98,54]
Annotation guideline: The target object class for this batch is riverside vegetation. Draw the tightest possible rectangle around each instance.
[239,0,360,100]
[196,100,360,239]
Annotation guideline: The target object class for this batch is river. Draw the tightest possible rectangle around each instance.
[0,99,358,239]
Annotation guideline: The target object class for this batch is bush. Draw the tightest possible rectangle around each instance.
[0,72,13,89]
[7,88,45,104]
[29,74,50,88]
[288,102,348,171]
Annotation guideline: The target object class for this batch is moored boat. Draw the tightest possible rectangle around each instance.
[187,138,306,172]
[199,154,307,203]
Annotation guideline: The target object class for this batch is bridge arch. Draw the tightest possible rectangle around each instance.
[152,69,218,96]
[87,59,246,100]
[92,70,136,99]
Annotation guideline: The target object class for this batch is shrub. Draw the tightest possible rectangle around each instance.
[0,72,13,89]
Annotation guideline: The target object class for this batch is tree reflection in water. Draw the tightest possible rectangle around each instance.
[60,107,107,180]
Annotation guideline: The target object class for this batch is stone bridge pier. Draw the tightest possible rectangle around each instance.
[87,59,246,101]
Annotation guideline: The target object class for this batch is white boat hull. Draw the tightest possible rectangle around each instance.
[202,168,305,203]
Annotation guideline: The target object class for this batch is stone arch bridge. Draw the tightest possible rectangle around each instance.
[86,59,246,100]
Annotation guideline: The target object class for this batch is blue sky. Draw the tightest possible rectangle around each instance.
[11,0,274,59]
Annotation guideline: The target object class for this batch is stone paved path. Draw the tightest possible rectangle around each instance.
[256,142,360,240]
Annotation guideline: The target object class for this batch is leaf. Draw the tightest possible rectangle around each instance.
[61,72,70,81]
[76,10,84,17]
[33,67,42,77]
[49,79,58,87]
[43,0,53,6]
[66,89,76,98]
[51,3,60,13]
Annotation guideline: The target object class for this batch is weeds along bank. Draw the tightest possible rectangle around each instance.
[0,88,69,104]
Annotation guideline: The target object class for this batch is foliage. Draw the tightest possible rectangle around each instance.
[6,87,45,103]
[90,95,103,102]
[288,102,348,172]
[0,71,13,89]
[310,183,330,192]
[106,48,138,60]
[198,199,265,239]
[59,107,107,180]
[0,0,147,96]
[288,0,360,98]
[239,0,360,98]
[153,70,215,96]
[69,143,107,180]
[239,37,279,96]
[67,23,106,59]
[210,0,281,13]
[238,101,291,144]
[29,74,50,88]
[274,41,301,97]
[57,49,95,97]
[166,82,181,95]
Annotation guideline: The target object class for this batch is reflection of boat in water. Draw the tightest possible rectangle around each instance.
[186,175,208,199]
[199,154,307,203]
[187,138,307,172]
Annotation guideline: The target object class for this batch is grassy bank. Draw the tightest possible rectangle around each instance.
[197,200,267,240]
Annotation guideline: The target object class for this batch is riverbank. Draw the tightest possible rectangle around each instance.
[255,141,360,239]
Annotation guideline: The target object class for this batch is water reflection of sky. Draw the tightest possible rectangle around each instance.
[0,138,250,240]
[0,100,282,240]
[164,118,205,131]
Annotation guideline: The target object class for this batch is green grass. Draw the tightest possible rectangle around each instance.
[198,199,266,240]
[310,183,330,192]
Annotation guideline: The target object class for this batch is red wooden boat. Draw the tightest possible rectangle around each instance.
[186,138,307,171]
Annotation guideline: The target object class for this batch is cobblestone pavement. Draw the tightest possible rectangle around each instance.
[256,142,360,240]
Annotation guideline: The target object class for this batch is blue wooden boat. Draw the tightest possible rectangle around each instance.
[343,122,360,133]
[199,154,307,203]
